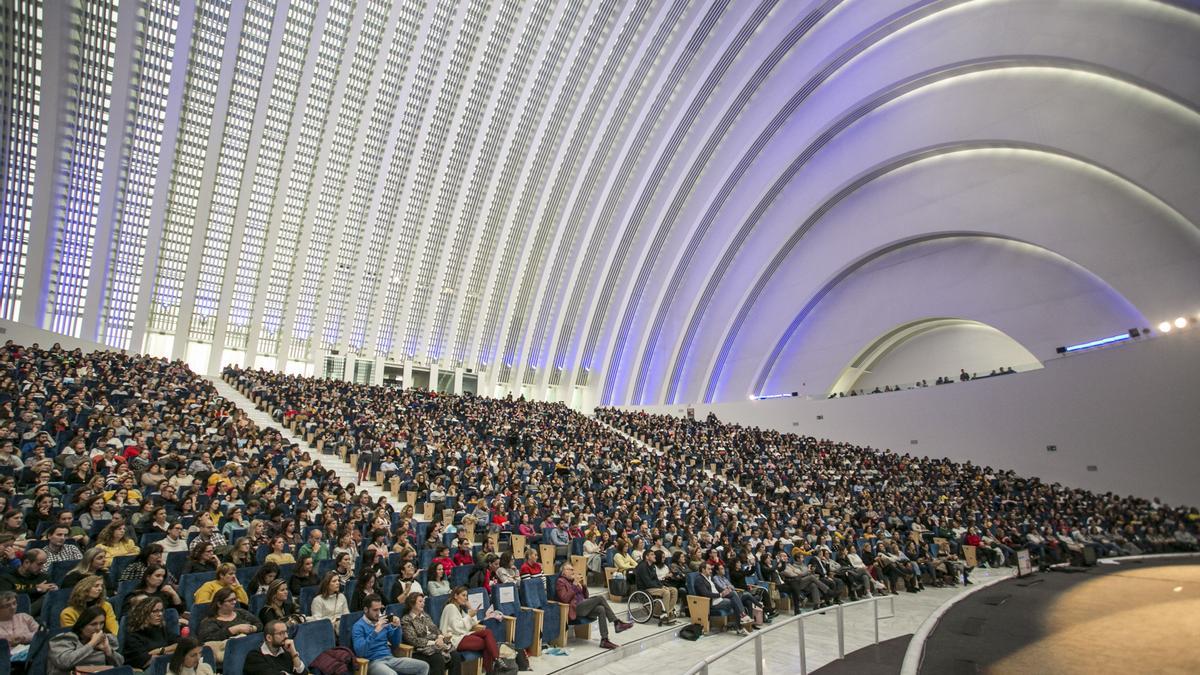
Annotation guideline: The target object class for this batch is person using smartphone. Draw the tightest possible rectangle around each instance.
[439,586,499,673]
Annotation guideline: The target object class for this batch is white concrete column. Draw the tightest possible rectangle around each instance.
[129,0,198,356]
[81,0,144,343]
[20,0,73,330]
[170,0,250,361]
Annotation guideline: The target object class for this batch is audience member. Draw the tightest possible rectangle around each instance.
[352,594,429,675]
[48,605,123,675]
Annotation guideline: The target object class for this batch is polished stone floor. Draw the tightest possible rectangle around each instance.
[527,568,1011,675]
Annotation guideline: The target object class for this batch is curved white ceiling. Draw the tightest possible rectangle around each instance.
[6,0,1199,404]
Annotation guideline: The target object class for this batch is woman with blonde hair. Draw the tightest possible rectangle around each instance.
[61,548,113,595]
[247,519,269,547]
[59,575,118,635]
[193,563,249,606]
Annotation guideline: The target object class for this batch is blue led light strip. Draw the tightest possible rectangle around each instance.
[1064,333,1131,352]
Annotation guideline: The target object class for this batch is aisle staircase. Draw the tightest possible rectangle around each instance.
[207,375,393,505]
[592,417,756,497]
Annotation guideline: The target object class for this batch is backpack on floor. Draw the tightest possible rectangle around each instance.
[679,623,703,641]
[310,646,355,675]
[493,656,520,675]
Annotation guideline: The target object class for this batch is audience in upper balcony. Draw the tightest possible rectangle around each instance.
[835,366,1017,397]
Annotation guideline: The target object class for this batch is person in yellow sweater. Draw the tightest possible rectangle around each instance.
[102,475,144,506]
[193,563,249,607]
[95,522,140,559]
[59,575,118,635]
[613,540,638,575]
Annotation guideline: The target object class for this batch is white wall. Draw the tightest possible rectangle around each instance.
[621,330,1200,507]
[850,322,1040,392]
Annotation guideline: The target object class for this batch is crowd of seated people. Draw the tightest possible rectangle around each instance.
[0,337,1191,675]
[0,343,442,675]
[594,408,1198,576]
[230,366,1197,632]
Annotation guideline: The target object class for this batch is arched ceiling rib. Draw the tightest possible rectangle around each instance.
[677,62,1200,403]
[689,141,1195,402]
[753,236,1148,399]
[750,233,1146,399]
[11,0,1200,404]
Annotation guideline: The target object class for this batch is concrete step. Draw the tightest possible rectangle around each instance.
[207,376,393,505]
[591,415,755,496]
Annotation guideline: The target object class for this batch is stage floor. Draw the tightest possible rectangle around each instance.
[920,555,1200,675]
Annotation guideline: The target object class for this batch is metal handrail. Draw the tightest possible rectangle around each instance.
[682,593,896,675]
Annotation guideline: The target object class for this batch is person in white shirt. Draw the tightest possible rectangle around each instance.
[309,572,349,628]
[438,587,501,673]
[159,522,190,554]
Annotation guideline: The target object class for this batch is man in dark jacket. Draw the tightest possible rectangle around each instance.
[693,561,754,634]
[633,550,678,624]
[244,620,306,675]
[0,548,55,615]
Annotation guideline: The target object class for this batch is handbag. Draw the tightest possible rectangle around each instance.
[679,623,703,641]
[493,656,519,675]
[608,576,629,598]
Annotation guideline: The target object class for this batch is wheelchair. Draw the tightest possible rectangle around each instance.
[625,588,667,623]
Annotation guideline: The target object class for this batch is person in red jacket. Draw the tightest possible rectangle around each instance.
[430,546,454,577]
[518,548,543,579]
[964,530,983,548]
[451,539,475,567]
[554,562,631,650]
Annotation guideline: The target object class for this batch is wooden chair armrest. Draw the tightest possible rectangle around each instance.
[394,644,413,658]
[686,594,711,617]
[686,594,712,633]
[548,600,570,648]
[526,607,545,657]
[501,615,516,642]
[354,657,369,675]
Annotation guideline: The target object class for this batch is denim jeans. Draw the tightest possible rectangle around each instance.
[368,656,430,675]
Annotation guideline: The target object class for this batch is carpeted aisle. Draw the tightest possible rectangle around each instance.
[919,556,1200,675]
[810,634,911,675]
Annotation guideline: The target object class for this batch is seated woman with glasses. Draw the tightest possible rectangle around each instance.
[124,595,180,669]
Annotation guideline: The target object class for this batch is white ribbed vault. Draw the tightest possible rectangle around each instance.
[4,0,1200,405]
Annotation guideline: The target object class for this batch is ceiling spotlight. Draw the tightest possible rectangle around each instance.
[1158,321,1172,333]
[1174,317,1187,329]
